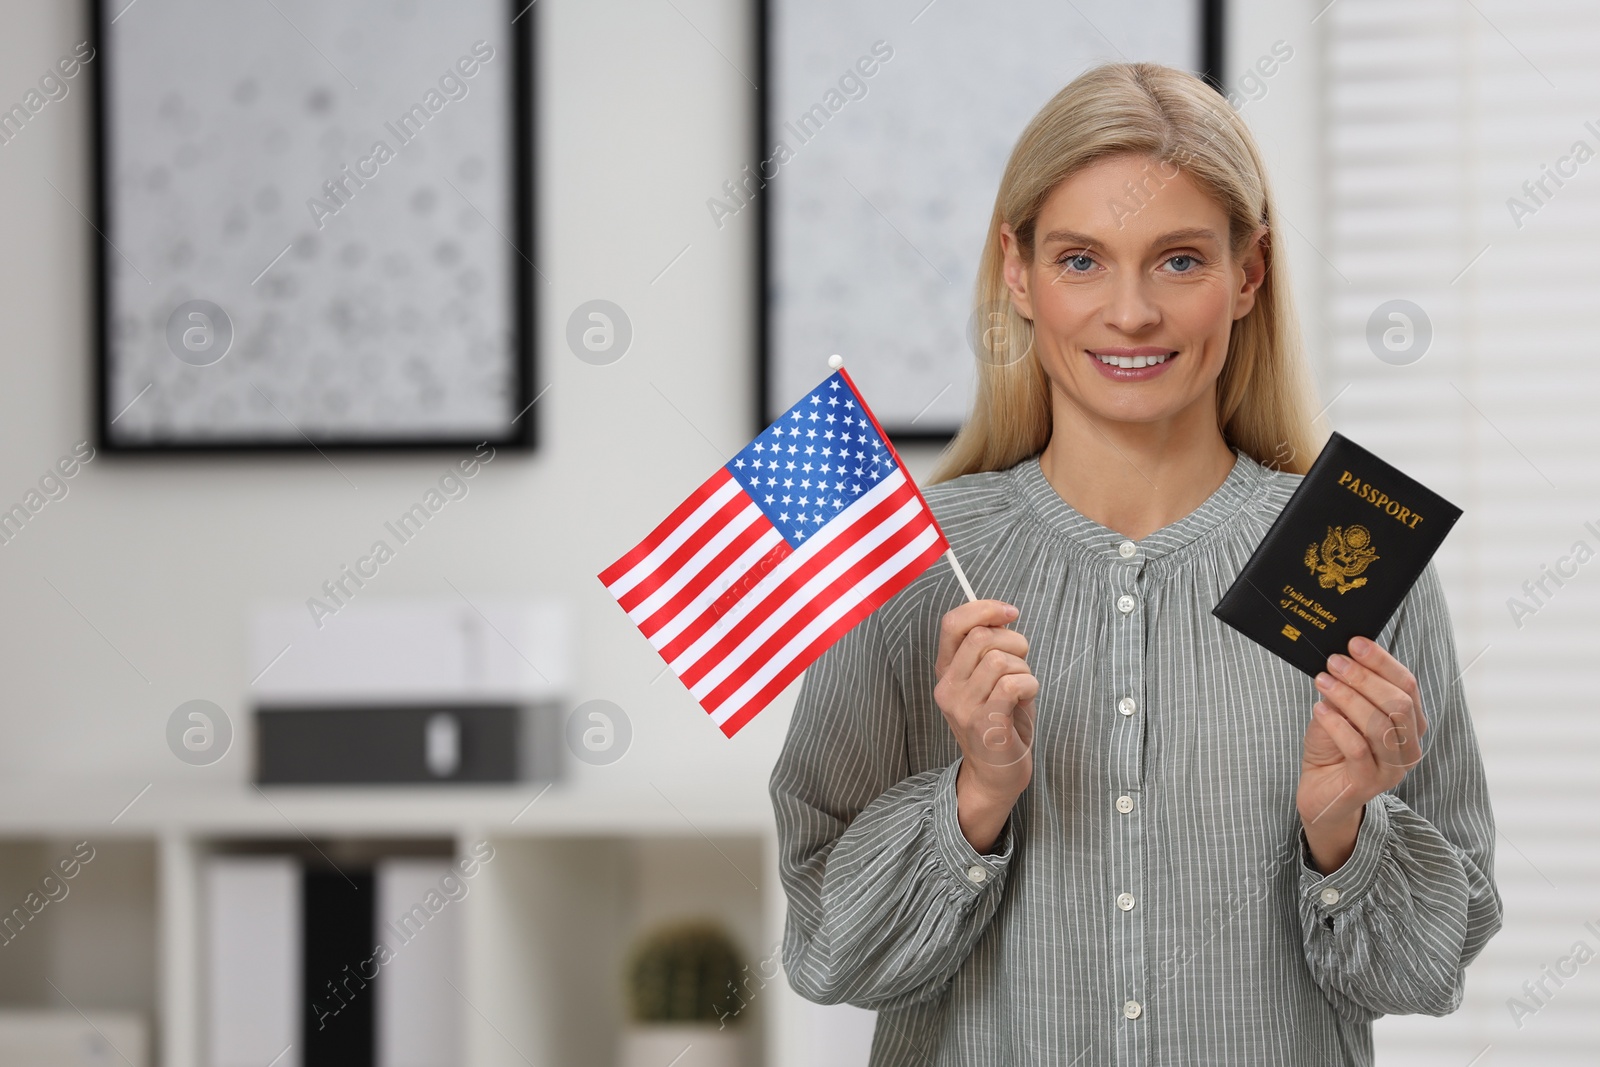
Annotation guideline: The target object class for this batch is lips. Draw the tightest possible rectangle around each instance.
[1085,347,1178,381]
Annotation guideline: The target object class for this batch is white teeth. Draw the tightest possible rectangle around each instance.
[1095,352,1171,369]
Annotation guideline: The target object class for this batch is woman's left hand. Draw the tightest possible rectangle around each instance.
[1296,635,1428,873]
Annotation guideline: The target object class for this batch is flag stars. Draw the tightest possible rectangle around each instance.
[732,376,896,548]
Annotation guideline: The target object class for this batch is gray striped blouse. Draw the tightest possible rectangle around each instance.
[769,449,1502,1066]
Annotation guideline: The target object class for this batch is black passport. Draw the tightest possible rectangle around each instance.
[1212,432,1462,676]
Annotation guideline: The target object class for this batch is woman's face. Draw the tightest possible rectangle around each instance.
[1001,153,1266,431]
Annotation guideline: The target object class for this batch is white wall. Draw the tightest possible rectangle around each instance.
[0,0,795,802]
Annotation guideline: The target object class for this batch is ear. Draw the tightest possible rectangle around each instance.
[1232,225,1269,321]
[999,222,1035,322]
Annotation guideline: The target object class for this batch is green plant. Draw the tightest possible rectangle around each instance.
[625,919,746,1024]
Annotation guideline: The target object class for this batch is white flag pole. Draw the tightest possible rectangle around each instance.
[943,547,979,603]
[828,353,979,604]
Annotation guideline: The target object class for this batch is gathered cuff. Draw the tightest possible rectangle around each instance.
[931,756,1015,899]
[1299,793,1394,918]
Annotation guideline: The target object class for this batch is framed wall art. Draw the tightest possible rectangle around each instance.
[93,0,536,452]
[759,0,1223,439]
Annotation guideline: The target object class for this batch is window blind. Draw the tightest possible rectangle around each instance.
[1321,1,1600,1060]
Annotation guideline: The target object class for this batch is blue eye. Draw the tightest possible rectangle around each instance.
[1059,253,1095,272]
[1167,254,1199,272]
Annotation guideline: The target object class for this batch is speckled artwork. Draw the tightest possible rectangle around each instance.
[99,0,527,447]
[764,1,1202,435]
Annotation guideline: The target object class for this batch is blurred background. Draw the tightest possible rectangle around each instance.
[0,0,1593,1064]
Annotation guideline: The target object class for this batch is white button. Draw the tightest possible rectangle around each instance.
[1116,594,1136,614]
[966,865,988,885]
[1123,999,1143,1020]
[1118,540,1137,558]
[1116,795,1135,814]
[1117,892,1136,912]
[1118,696,1138,717]
[1320,886,1341,906]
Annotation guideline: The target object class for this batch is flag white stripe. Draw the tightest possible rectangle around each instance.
[645,527,787,651]
[626,503,764,624]
[709,524,941,725]
[669,468,907,676]
[603,476,743,599]
[687,493,924,698]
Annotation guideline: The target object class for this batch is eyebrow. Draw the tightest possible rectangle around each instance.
[1038,226,1223,248]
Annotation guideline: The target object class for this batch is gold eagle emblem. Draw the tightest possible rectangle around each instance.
[1305,524,1379,594]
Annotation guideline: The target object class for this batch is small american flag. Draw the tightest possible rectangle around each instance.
[599,367,950,737]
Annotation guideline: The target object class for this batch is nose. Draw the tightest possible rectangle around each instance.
[1103,271,1161,335]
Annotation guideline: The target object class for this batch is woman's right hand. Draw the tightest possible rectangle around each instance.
[933,599,1037,851]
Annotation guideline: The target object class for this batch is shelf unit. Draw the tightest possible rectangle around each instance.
[0,779,796,1067]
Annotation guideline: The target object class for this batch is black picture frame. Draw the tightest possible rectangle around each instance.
[91,0,538,454]
[756,0,1226,444]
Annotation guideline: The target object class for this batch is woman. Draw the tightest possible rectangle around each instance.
[769,62,1501,1065]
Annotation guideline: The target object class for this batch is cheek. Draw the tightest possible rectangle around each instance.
[1169,277,1240,344]
[1029,270,1098,327]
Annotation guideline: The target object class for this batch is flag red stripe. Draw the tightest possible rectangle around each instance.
[839,365,951,550]
[696,511,937,714]
[597,468,735,589]
[714,535,948,737]
[672,478,922,687]
[615,492,755,614]
[636,518,780,640]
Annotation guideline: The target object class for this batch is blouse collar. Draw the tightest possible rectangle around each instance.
[1006,448,1268,565]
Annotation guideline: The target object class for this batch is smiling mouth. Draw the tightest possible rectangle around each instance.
[1092,351,1175,369]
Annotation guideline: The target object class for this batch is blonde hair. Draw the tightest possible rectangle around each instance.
[930,62,1322,483]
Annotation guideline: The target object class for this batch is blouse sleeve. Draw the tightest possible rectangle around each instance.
[1296,561,1504,1022]
[768,607,1016,1011]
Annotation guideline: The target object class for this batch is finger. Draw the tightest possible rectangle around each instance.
[1311,701,1377,771]
[1013,694,1037,750]
[1315,670,1398,753]
[964,648,1033,697]
[1323,654,1423,768]
[937,600,1019,675]
[973,674,1039,768]
[1348,637,1426,736]
[951,632,1031,689]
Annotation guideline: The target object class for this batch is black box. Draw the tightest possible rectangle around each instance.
[255,703,561,785]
